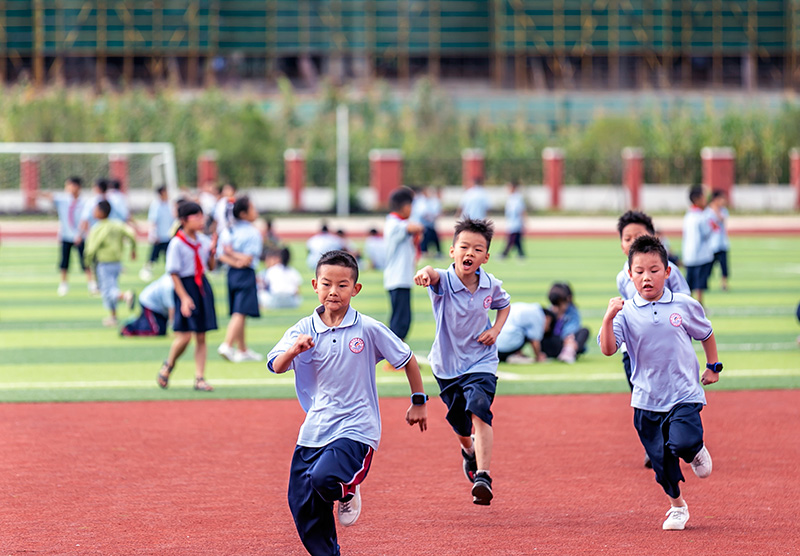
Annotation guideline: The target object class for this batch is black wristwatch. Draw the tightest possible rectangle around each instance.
[411,393,429,405]
[706,362,723,374]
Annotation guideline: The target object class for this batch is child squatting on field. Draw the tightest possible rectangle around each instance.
[598,234,722,531]
[414,218,510,506]
[267,250,428,556]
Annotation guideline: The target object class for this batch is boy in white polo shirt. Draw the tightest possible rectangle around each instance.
[268,250,428,556]
[682,185,715,305]
[598,234,722,531]
[414,218,510,506]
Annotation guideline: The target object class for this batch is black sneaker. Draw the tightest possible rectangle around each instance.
[471,471,493,506]
[462,449,477,483]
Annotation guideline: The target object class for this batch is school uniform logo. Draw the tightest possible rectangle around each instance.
[349,337,365,354]
[669,313,683,327]
[483,296,493,309]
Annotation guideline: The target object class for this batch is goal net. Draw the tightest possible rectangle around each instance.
[0,142,179,213]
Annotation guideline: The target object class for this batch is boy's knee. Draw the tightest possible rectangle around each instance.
[308,468,340,502]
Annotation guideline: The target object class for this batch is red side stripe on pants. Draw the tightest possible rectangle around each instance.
[340,446,374,499]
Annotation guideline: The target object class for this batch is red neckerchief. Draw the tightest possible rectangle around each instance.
[389,212,406,220]
[175,230,204,291]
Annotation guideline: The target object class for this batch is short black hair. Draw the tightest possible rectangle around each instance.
[388,187,415,213]
[548,282,573,306]
[316,250,359,282]
[67,176,83,187]
[177,200,203,220]
[95,178,109,193]
[617,210,655,237]
[233,196,251,220]
[279,246,291,266]
[689,184,705,204]
[156,184,167,195]
[453,218,494,249]
[628,234,668,270]
[96,200,111,218]
[110,179,122,191]
[710,189,727,201]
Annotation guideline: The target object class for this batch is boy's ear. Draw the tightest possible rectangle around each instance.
[664,264,672,278]
[353,283,363,296]
[311,278,318,292]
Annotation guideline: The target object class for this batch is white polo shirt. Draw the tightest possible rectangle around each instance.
[138,273,175,316]
[682,206,714,266]
[383,213,416,290]
[267,305,413,450]
[426,265,511,380]
[598,288,712,412]
[495,302,545,353]
[617,260,690,300]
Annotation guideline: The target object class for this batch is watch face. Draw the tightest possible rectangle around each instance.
[411,394,427,405]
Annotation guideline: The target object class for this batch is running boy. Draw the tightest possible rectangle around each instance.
[707,190,731,291]
[414,218,510,505]
[83,200,137,326]
[157,201,217,392]
[267,250,428,556]
[598,235,722,531]
[217,196,263,363]
[682,185,715,305]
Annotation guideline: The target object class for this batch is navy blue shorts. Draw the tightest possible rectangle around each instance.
[288,438,374,556]
[435,372,497,437]
[388,287,411,340]
[173,275,217,333]
[148,241,170,263]
[712,250,729,278]
[634,403,705,499]
[228,267,260,317]
[685,262,713,291]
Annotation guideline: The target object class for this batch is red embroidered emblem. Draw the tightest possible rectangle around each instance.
[349,337,365,354]
[669,313,682,327]
[483,296,492,309]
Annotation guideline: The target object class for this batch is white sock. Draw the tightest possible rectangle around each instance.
[477,469,490,476]
[463,445,475,457]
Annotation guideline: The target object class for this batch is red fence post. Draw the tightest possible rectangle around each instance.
[197,150,218,190]
[701,147,735,205]
[109,153,129,193]
[284,149,306,212]
[20,154,40,211]
[462,148,485,186]
[369,149,403,210]
[542,147,564,211]
[622,147,644,210]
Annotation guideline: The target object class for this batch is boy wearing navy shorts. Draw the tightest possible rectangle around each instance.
[157,201,217,392]
[414,218,510,505]
[217,196,263,363]
[268,250,427,556]
[682,185,715,305]
[599,235,722,531]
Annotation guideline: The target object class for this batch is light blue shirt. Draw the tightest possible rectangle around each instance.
[504,192,525,233]
[383,213,416,290]
[365,236,386,270]
[496,302,545,353]
[165,233,212,277]
[107,190,130,222]
[598,288,712,412]
[148,199,174,243]
[138,273,175,316]
[53,193,84,242]
[219,220,263,270]
[682,207,714,266]
[459,186,491,220]
[306,232,343,270]
[79,194,103,230]
[709,207,730,252]
[617,261,690,300]
[267,305,413,450]
[426,265,511,379]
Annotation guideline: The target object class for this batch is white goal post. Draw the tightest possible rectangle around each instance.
[0,142,179,212]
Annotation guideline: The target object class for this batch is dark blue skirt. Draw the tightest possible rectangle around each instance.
[173,275,217,333]
[228,267,260,318]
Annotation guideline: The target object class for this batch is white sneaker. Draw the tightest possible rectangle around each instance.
[236,348,264,362]
[337,485,362,527]
[662,504,689,530]
[88,280,100,296]
[57,282,69,297]
[139,267,154,282]
[217,343,236,362]
[690,445,713,478]
[506,353,534,365]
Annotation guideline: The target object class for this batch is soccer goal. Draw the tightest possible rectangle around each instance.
[0,142,179,212]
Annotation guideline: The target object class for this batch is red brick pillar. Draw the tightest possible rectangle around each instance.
[369,149,403,210]
[20,154,40,211]
[542,148,564,211]
[462,148,485,186]
[197,150,218,190]
[701,147,735,202]
[790,149,800,211]
[284,149,306,212]
[109,153,129,193]
[622,147,644,210]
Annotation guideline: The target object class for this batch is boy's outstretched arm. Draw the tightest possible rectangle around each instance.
[270,334,315,374]
[402,354,428,432]
[413,265,439,288]
[599,297,624,356]
[700,332,720,386]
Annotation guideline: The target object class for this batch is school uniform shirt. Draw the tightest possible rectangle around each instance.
[598,288,712,412]
[79,193,104,230]
[165,233,213,277]
[495,302,545,353]
[148,199,174,243]
[365,236,386,270]
[53,193,84,242]
[383,213,416,290]
[504,192,525,233]
[138,273,175,316]
[267,305,413,450]
[306,232,343,270]
[213,197,234,232]
[709,206,730,253]
[426,265,511,380]
[107,190,130,222]
[617,260,690,300]
[682,206,714,266]
[218,220,263,270]
[84,219,136,264]
[260,263,302,297]
[459,186,491,220]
